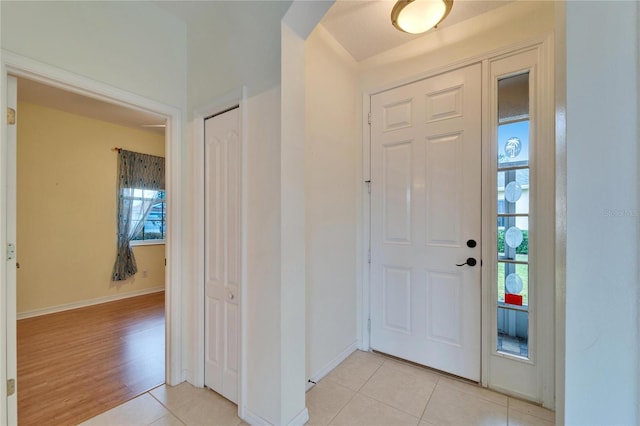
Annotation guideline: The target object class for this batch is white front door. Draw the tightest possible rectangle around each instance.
[370,63,482,381]
[204,107,241,403]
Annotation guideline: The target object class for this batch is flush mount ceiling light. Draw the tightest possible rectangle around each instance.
[391,0,454,34]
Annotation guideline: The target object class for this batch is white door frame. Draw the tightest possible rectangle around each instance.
[192,87,248,418]
[1,73,18,425]
[0,50,184,424]
[360,36,555,407]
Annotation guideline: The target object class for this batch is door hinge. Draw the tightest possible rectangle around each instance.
[7,379,15,396]
[367,248,371,264]
[6,243,16,261]
[7,108,16,125]
[365,180,371,194]
[367,318,371,334]
[367,112,371,125]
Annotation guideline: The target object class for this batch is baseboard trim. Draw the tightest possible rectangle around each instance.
[243,408,272,426]
[287,407,309,426]
[17,287,165,319]
[306,341,358,391]
[243,406,309,426]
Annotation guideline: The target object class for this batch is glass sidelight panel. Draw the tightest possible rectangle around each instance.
[497,169,529,215]
[497,307,529,357]
[498,217,529,263]
[498,262,529,306]
[496,72,530,358]
[498,121,530,166]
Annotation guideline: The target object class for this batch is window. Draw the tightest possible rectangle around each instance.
[129,189,166,244]
[496,72,530,358]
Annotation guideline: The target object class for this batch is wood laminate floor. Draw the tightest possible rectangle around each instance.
[17,291,165,426]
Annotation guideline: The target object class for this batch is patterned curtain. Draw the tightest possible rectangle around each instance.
[111,150,165,281]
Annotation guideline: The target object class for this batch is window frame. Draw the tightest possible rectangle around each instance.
[127,189,167,246]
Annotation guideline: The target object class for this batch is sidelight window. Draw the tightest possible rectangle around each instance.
[496,72,530,358]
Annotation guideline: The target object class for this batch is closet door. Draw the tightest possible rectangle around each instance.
[204,107,240,403]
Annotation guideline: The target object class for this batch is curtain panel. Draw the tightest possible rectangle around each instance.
[112,150,165,281]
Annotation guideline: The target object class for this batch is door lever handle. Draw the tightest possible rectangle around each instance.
[456,257,477,267]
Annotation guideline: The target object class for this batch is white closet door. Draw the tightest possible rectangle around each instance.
[204,107,240,403]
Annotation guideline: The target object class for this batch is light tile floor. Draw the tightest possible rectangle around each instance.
[82,350,554,426]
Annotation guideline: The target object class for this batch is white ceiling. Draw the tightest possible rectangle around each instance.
[16,1,511,128]
[321,0,514,61]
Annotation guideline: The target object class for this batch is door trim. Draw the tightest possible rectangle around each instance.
[0,50,184,424]
[192,87,247,417]
[360,35,555,407]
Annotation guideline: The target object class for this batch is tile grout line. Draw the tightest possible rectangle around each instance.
[507,401,556,425]
[147,388,188,426]
[356,356,385,392]
[418,375,440,423]
[361,358,438,422]
[323,355,386,426]
[324,382,358,426]
[358,359,422,424]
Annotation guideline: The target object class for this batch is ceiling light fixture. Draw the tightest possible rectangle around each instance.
[391,0,454,34]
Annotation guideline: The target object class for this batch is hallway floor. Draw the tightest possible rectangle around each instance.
[82,350,554,426]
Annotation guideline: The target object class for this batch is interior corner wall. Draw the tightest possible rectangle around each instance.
[16,102,165,314]
[305,25,359,380]
[565,1,639,424]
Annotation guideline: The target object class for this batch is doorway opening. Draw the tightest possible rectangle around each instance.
[14,76,167,424]
[1,52,183,424]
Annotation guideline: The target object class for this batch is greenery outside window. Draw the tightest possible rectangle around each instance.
[130,190,166,245]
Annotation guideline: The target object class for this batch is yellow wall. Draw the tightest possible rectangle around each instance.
[17,101,165,314]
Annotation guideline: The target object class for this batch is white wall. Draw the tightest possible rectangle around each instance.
[280,22,308,425]
[305,25,359,380]
[1,1,187,110]
[244,87,283,424]
[565,1,639,424]
[184,0,292,114]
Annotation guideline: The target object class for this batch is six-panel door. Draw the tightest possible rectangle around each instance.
[370,64,482,381]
